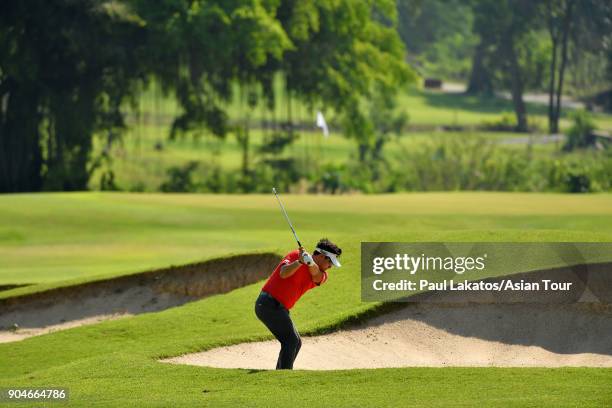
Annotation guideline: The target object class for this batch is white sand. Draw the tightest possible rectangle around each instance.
[0,313,128,343]
[161,303,612,369]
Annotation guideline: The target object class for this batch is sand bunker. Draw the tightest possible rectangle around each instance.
[0,253,280,343]
[163,303,612,369]
[162,263,612,369]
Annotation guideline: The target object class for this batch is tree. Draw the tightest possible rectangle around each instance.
[466,38,494,95]
[545,0,575,134]
[544,0,612,133]
[0,0,291,192]
[272,0,415,162]
[129,0,291,138]
[0,0,146,192]
[1,0,413,192]
[397,0,476,81]
[471,0,541,132]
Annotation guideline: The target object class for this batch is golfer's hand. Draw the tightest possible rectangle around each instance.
[301,251,315,266]
[298,247,306,264]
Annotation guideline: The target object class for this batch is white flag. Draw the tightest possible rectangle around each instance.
[316,111,329,138]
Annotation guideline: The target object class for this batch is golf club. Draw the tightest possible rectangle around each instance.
[272,187,302,248]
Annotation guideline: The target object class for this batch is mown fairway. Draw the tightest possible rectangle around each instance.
[1,192,612,407]
[2,192,612,288]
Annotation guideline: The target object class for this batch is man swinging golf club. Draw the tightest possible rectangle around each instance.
[255,189,342,370]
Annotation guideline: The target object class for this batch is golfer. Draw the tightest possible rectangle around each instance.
[255,238,342,369]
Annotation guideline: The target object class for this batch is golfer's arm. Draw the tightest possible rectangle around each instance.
[279,260,301,278]
[307,264,324,283]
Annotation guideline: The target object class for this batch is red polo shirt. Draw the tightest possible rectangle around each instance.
[262,249,328,310]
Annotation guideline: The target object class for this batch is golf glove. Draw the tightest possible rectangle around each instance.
[302,252,315,266]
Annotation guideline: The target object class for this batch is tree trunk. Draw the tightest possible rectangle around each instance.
[546,0,559,134]
[547,37,558,133]
[238,85,251,179]
[466,41,493,95]
[553,0,575,133]
[0,87,43,192]
[241,127,249,177]
[506,40,528,132]
[358,143,368,162]
[373,137,384,161]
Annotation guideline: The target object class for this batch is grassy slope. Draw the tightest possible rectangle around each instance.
[1,193,612,407]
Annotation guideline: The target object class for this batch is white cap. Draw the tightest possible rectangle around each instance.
[315,247,341,267]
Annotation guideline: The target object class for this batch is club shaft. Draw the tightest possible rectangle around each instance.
[273,188,302,247]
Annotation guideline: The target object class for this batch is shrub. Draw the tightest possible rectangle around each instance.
[154,137,612,194]
[159,161,199,192]
[99,170,121,191]
[481,112,517,132]
[563,110,596,151]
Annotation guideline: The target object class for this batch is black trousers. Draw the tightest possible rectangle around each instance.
[254,291,302,369]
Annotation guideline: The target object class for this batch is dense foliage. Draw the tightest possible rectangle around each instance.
[0,0,411,192]
[1,1,610,194]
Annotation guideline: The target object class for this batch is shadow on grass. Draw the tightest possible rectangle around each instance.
[0,283,32,292]
[245,369,266,374]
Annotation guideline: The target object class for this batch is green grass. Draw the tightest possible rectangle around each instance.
[398,88,611,130]
[2,192,612,285]
[6,355,612,407]
[1,193,612,407]
[134,79,612,130]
